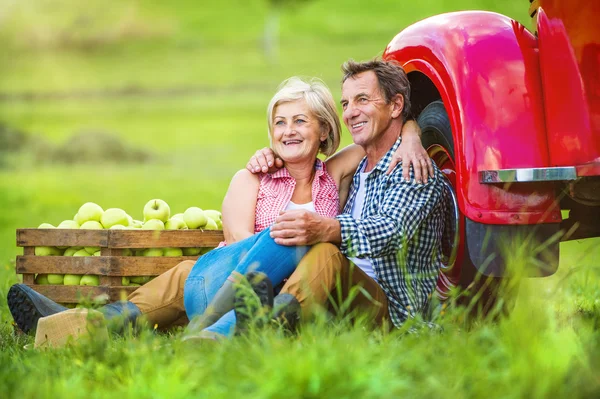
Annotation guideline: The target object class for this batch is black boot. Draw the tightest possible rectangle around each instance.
[271,293,301,333]
[7,284,67,334]
[234,272,274,335]
[7,283,142,335]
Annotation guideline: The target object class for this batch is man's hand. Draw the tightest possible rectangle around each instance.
[387,120,434,183]
[270,210,341,246]
[246,147,284,174]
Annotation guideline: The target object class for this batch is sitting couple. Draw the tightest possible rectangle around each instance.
[8,59,447,341]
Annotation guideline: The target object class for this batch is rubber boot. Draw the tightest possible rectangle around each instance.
[7,284,68,334]
[234,272,274,335]
[186,273,240,334]
[271,293,301,333]
[7,284,142,335]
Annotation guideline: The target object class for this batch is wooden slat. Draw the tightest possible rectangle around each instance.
[108,286,137,301]
[16,256,111,275]
[23,274,35,284]
[25,284,110,304]
[17,229,108,247]
[107,230,223,248]
[100,248,124,286]
[110,256,200,275]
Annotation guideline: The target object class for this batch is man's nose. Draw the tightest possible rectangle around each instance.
[343,104,359,119]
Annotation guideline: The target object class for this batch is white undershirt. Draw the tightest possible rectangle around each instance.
[285,201,316,212]
[348,167,377,281]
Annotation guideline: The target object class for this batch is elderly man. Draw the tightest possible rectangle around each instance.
[243,59,447,329]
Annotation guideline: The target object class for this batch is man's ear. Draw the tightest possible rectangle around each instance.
[390,94,404,119]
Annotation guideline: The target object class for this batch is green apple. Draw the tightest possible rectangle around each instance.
[134,249,146,257]
[84,246,100,255]
[80,275,100,286]
[122,248,133,256]
[183,207,207,229]
[165,218,187,230]
[35,274,50,285]
[143,199,170,222]
[203,217,219,230]
[64,274,82,285]
[73,249,92,257]
[101,208,130,229]
[130,276,151,284]
[75,202,104,225]
[37,223,55,229]
[129,283,141,287]
[163,247,183,257]
[47,274,64,284]
[171,213,184,221]
[142,248,163,257]
[109,224,128,230]
[142,219,165,230]
[121,276,130,286]
[126,214,134,226]
[203,210,222,222]
[182,247,202,256]
[58,220,80,229]
[63,303,77,309]
[80,220,103,230]
[130,220,143,229]
[93,251,101,256]
[63,247,82,256]
[200,247,214,255]
[35,246,63,256]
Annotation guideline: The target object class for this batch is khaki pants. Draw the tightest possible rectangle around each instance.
[280,243,390,328]
[126,244,390,330]
[127,260,194,329]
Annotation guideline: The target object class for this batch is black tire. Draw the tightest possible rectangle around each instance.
[417,101,511,317]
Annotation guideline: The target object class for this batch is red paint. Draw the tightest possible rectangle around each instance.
[384,11,561,225]
[537,8,599,167]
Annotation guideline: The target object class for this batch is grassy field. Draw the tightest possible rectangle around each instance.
[1,0,599,397]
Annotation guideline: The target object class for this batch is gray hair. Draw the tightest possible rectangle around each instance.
[267,77,341,156]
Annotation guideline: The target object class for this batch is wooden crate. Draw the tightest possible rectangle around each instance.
[16,228,224,303]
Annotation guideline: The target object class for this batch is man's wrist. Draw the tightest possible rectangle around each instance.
[322,217,342,245]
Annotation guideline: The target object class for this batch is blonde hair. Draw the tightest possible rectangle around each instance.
[267,77,341,156]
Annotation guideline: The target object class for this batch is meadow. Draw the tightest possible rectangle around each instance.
[0,0,599,397]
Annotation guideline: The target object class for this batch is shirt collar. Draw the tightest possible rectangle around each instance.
[357,137,402,176]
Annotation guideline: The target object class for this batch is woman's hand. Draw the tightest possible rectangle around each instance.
[246,148,284,174]
[387,120,434,183]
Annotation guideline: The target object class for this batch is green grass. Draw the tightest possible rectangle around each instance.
[1,0,600,397]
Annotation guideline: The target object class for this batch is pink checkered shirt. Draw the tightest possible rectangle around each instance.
[254,159,339,233]
[219,159,339,247]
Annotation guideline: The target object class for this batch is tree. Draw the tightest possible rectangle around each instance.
[263,0,314,63]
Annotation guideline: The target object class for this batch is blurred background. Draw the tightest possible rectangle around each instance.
[0,0,527,264]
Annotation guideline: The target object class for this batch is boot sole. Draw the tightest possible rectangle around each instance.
[7,284,66,334]
[234,272,274,334]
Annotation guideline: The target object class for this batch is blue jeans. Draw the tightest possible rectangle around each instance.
[183,227,310,337]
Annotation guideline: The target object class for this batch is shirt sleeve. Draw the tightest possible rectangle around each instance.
[336,169,444,259]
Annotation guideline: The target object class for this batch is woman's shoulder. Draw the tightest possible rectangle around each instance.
[231,168,261,185]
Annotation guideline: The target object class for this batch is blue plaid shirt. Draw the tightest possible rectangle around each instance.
[336,138,447,327]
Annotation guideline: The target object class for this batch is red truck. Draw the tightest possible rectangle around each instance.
[384,0,600,303]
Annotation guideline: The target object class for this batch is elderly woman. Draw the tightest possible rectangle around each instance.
[7,76,426,339]
[182,76,426,339]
